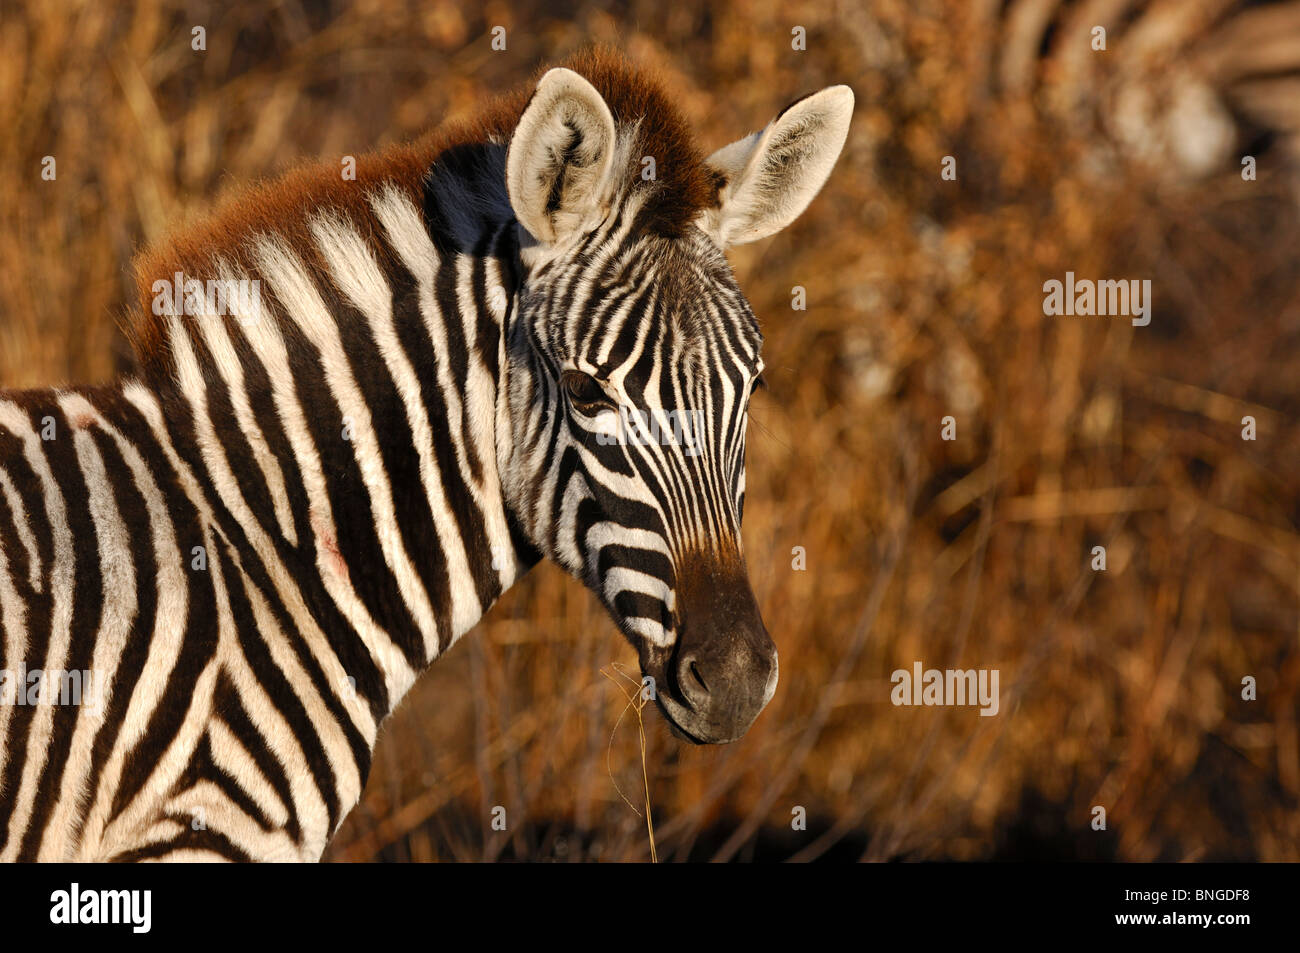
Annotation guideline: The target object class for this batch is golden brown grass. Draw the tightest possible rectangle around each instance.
[2,0,1297,861]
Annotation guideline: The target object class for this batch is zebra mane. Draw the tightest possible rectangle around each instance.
[126,47,722,381]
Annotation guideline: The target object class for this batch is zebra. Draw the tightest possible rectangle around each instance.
[0,50,852,861]
[969,0,1300,184]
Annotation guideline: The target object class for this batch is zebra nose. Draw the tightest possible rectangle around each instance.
[658,550,777,743]
[670,619,777,742]
[677,621,775,696]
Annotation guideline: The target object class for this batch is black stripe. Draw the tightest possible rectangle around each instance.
[225,326,390,726]
[0,465,33,611]
[213,669,302,845]
[324,247,455,650]
[613,590,668,624]
[109,387,219,825]
[18,406,106,860]
[109,821,252,862]
[273,298,428,670]
[189,328,284,549]
[389,242,500,624]
[71,421,160,845]
[211,536,341,833]
[0,423,54,851]
[180,732,276,833]
[597,544,672,586]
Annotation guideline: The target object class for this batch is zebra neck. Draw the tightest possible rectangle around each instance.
[140,192,539,718]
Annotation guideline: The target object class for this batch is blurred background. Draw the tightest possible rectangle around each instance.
[2,0,1298,861]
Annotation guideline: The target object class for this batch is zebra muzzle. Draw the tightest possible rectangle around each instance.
[654,556,778,744]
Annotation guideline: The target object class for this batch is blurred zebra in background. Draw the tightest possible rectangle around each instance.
[968,0,1300,182]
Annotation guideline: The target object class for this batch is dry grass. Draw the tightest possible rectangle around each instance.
[2,0,1297,861]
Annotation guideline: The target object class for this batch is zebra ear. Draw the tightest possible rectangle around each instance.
[506,68,617,247]
[701,85,854,247]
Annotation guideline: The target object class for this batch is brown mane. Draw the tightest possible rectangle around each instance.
[126,48,721,378]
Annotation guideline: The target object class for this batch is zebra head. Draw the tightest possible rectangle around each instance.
[499,66,852,744]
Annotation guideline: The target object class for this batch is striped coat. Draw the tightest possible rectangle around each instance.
[0,50,853,860]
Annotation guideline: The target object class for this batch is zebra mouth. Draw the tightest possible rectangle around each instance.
[654,681,771,746]
[655,692,710,745]
[663,715,710,746]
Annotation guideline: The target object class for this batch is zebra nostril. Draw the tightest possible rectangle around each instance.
[688,659,709,694]
[673,652,711,707]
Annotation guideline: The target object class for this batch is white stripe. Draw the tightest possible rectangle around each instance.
[623,616,673,647]
[0,399,74,861]
[97,521,226,850]
[236,558,363,820]
[119,380,382,750]
[312,208,481,647]
[222,275,413,714]
[75,390,191,857]
[207,718,290,829]
[162,779,298,860]
[40,396,139,859]
[195,282,299,547]
[370,189,524,621]
[99,659,219,853]
[254,234,440,659]
[215,574,332,857]
[603,566,672,606]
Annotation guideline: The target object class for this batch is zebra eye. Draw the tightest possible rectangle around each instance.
[750,374,767,396]
[561,370,614,416]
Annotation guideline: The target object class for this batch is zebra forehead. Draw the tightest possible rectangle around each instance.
[572,291,763,387]
[605,234,762,345]
[546,229,762,383]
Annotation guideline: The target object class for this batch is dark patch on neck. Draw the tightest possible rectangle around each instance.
[423,141,513,257]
